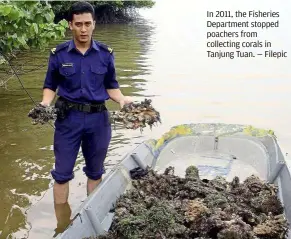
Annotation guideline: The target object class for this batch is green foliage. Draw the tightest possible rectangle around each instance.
[122,1,155,8]
[0,0,68,57]
[49,0,154,12]
[48,0,155,23]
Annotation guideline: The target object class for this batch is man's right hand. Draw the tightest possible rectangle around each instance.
[40,102,50,107]
[41,88,56,107]
[119,96,133,109]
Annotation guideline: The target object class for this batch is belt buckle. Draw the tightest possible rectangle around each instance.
[82,104,91,112]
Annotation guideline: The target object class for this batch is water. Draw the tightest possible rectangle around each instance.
[1,0,291,238]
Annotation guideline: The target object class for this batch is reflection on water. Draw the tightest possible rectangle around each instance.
[53,202,71,237]
[0,16,156,238]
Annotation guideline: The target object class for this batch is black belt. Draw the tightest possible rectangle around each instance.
[60,97,106,113]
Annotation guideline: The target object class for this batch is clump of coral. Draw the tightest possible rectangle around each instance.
[27,103,57,125]
[27,99,161,130]
[93,166,289,239]
[111,98,161,131]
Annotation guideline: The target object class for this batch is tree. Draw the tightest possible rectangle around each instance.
[49,0,155,23]
[0,0,68,59]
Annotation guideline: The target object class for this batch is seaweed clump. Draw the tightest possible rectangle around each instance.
[28,103,57,125]
[111,99,161,131]
[92,166,289,239]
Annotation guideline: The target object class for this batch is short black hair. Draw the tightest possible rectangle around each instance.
[67,1,95,21]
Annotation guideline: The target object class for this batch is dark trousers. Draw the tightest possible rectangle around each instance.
[51,109,111,184]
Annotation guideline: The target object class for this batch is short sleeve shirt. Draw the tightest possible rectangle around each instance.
[43,39,119,104]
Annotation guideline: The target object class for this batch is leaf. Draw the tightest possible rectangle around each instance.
[0,5,12,16]
[44,12,52,22]
[22,42,30,50]
[35,14,43,24]
[59,19,68,27]
[8,8,19,21]
[17,36,27,47]
[32,23,38,34]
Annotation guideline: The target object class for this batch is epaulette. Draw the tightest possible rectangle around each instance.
[51,48,56,55]
[50,41,70,55]
[96,41,113,54]
[107,47,113,54]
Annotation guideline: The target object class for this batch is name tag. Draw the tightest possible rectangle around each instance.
[62,63,73,67]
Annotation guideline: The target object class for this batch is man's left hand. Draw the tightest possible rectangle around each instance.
[120,96,133,109]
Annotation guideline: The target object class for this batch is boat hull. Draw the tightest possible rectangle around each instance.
[55,123,291,239]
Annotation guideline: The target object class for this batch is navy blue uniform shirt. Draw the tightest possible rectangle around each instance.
[43,39,119,104]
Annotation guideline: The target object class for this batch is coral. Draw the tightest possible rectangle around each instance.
[27,103,57,124]
[111,98,161,131]
[91,166,288,239]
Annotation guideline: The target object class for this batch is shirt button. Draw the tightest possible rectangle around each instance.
[82,71,84,74]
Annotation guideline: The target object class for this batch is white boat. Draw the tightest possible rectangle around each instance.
[55,123,291,239]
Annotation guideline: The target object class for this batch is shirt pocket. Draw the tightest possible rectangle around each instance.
[59,66,79,92]
[90,65,107,91]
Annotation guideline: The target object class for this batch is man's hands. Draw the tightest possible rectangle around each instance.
[106,89,133,108]
[28,102,57,125]
[41,88,56,107]
[119,96,133,109]
[40,102,50,107]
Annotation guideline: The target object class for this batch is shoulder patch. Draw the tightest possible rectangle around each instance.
[51,47,56,55]
[107,47,113,54]
[96,41,114,54]
[50,41,70,55]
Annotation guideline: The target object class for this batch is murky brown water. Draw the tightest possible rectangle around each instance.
[1,0,291,238]
[0,15,156,239]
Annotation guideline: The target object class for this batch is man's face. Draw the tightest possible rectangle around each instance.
[69,13,95,44]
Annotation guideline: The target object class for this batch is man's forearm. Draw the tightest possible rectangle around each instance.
[106,88,124,103]
[41,88,56,106]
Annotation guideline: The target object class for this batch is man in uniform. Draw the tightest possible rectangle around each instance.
[41,1,132,208]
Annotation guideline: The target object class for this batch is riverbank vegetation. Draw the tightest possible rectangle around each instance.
[0,1,154,88]
[0,1,68,88]
[0,1,67,59]
[50,1,155,23]
[0,0,154,58]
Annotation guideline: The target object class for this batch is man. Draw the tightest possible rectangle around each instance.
[41,1,132,207]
